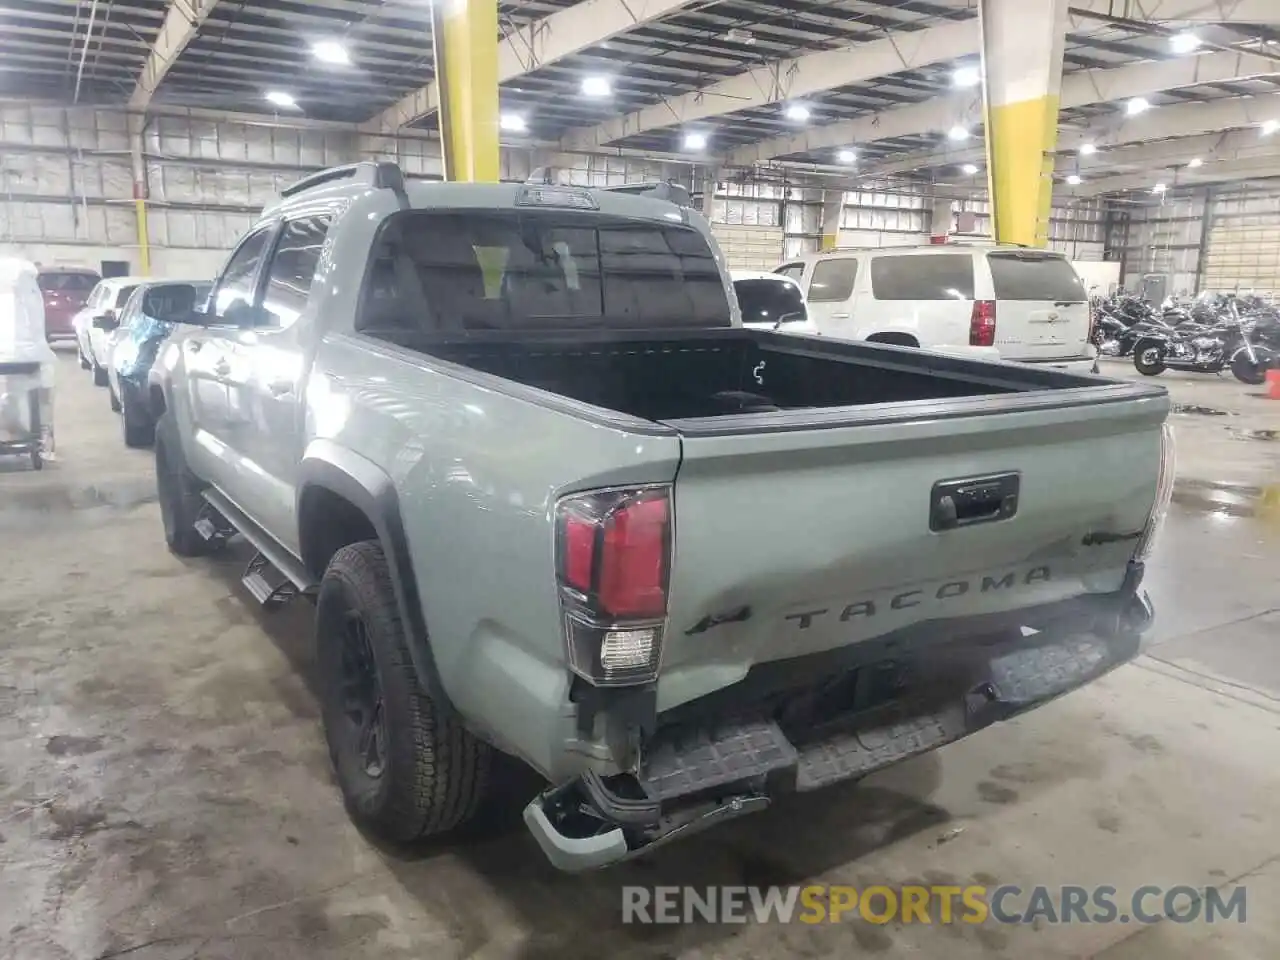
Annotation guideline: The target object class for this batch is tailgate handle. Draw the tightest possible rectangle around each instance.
[930,473,1020,532]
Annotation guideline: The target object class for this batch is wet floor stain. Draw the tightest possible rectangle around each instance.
[976,781,1019,805]
[1171,403,1232,417]
[1171,479,1261,519]
[45,735,105,757]
[0,480,157,513]
[1228,428,1278,442]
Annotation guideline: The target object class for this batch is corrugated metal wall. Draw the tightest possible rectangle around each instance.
[1110,185,1280,298]
[0,105,362,276]
[0,101,1118,284]
[1109,196,1205,296]
[704,180,1109,268]
[0,104,698,278]
[1203,187,1280,296]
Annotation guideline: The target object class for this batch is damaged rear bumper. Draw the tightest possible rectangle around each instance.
[524,571,1154,872]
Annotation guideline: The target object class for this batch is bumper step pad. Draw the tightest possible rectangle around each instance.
[793,701,968,791]
[642,718,797,802]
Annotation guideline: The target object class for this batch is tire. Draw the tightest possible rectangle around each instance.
[1133,341,1167,376]
[154,414,216,557]
[92,360,108,387]
[317,541,492,844]
[121,384,155,448]
[1231,347,1275,386]
[108,379,122,413]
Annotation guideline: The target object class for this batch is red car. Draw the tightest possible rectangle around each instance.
[37,266,101,344]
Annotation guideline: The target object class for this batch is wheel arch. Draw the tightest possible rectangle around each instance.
[864,329,921,348]
[297,440,452,710]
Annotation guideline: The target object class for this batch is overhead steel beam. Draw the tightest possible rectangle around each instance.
[559,18,980,151]
[1079,155,1280,195]
[363,0,700,133]
[731,47,1280,166]
[1069,0,1280,22]
[1058,91,1280,150]
[1072,129,1272,171]
[130,0,222,111]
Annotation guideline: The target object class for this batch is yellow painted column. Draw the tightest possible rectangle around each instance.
[129,115,151,275]
[431,0,498,182]
[980,0,1068,247]
[820,192,843,251]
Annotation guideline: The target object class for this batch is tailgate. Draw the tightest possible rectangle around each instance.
[997,300,1090,361]
[657,386,1168,711]
[987,251,1090,361]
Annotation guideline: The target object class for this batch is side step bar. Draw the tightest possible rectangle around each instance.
[201,489,318,608]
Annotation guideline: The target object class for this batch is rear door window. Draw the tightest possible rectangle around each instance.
[114,285,139,309]
[38,272,98,292]
[262,215,333,328]
[358,210,731,332]
[870,254,975,300]
[807,258,857,302]
[735,278,806,325]
[773,262,805,282]
[987,252,1086,302]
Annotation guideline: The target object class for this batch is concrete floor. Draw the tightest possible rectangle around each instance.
[2,353,1278,960]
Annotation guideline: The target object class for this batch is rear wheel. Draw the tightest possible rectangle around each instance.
[1231,347,1275,386]
[154,414,216,556]
[92,359,108,387]
[1133,342,1166,376]
[317,541,492,843]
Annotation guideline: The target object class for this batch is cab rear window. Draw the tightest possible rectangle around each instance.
[358,209,731,333]
[987,252,1086,302]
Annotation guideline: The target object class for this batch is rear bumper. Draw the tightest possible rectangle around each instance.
[525,568,1152,871]
[1014,350,1100,376]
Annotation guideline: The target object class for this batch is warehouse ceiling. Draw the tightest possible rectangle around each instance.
[3,0,1280,196]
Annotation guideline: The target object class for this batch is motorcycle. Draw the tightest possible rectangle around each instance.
[1132,304,1277,384]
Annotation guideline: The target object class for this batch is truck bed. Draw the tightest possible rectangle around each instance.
[370,327,1092,424]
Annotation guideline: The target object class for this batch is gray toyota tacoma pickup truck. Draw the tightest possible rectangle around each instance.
[148,161,1174,871]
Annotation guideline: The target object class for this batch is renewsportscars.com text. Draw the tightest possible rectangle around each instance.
[622,884,1247,926]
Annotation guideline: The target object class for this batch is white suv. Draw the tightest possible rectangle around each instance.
[774,243,1098,374]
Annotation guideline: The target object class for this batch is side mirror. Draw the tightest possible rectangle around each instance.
[91,313,118,331]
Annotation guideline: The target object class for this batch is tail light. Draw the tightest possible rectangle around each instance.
[1133,423,1177,562]
[969,300,997,347]
[555,486,672,686]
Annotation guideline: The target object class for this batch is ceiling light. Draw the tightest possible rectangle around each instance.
[1188,157,1203,168]
[947,125,970,141]
[1262,119,1280,135]
[581,75,611,97]
[265,91,296,108]
[683,131,707,151]
[1169,31,1201,54]
[499,113,527,133]
[1126,97,1151,115]
[962,163,979,174]
[837,149,857,163]
[785,104,810,122]
[1079,142,1098,156]
[1066,174,1082,185]
[311,40,350,65]
[1153,182,1167,194]
[952,65,980,88]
